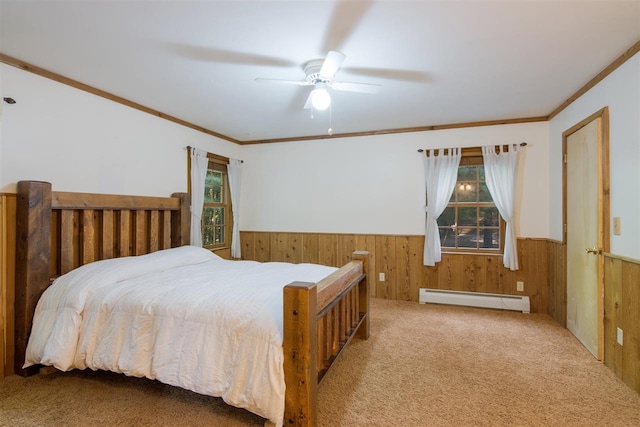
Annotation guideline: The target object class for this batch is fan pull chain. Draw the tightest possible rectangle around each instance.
[328,103,333,135]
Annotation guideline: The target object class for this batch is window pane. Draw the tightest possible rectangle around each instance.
[204,170,223,203]
[479,206,500,227]
[202,207,214,226]
[439,206,455,227]
[440,228,456,248]
[457,227,477,248]
[478,166,485,181]
[456,183,477,203]
[458,166,476,181]
[202,227,214,246]
[479,229,499,249]
[441,162,501,252]
[205,169,222,186]
[214,226,225,245]
[213,207,225,225]
[458,207,477,226]
[479,182,492,202]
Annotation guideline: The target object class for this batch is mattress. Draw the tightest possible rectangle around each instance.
[24,245,337,426]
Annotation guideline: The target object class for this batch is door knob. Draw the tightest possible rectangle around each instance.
[585,247,602,255]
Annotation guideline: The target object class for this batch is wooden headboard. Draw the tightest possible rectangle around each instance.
[14,180,190,375]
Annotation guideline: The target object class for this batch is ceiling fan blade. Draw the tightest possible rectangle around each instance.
[330,81,381,94]
[343,67,430,83]
[255,78,311,86]
[319,51,346,79]
[321,0,374,52]
[163,42,296,67]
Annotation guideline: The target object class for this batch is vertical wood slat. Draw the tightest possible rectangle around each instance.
[317,319,325,374]
[283,282,318,427]
[102,210,114,260]
[49,210,60,278]
[340,295,346,339]
[149,210,159,253]
[254,232,271,262]
[331,305,339,356]
[119,210,131,257]
[325,310,333,362]
[318,234,338,267]
[1,194,17,378]
[604,257,623,377]
[135,210,146,256]
[396,236,411,300]
[82,209,95,265]
[60,210,75,274]
[621,261,640,392]
[337,234,356,267]
[353,251,370,339]
[302,233,319,264]
[351,287,358,328]
[240,231,255,260]
[162,210,172,250]
[15,181,52,376]
[170,192,190,248]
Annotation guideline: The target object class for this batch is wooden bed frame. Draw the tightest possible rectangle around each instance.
[14,180,369,426]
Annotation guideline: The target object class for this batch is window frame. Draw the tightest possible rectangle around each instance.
[187,152,233,253]
[438,153,505,255]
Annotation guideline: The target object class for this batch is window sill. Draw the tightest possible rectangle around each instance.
[441,250,504,257]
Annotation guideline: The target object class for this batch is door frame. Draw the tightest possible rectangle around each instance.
[562,106,610,361]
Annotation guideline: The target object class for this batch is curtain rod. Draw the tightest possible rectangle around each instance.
[417,142,527,153]
[186,145,243,163]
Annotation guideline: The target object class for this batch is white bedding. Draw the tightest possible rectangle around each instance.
[24,245,337,426]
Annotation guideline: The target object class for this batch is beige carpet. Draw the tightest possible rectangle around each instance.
[2,298,639,426]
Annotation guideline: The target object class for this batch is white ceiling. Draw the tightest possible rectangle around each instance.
[1,0,639,143]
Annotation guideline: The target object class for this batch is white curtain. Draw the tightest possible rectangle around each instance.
[227,158,243,259]
[482,144,520,271]
[189,147,209,247]
[422,148,461,266]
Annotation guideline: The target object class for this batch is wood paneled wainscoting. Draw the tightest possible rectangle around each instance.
[604,254,640,394]
[240,232,551,314]
[547,239,567,326]
[0,194,17,378]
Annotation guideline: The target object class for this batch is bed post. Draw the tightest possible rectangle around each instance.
[283,282,318,427]
[352,251,370,339]
[170,192,190,247]
[15,181,52,376]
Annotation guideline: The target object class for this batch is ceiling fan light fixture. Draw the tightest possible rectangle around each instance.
[311,87,331,110]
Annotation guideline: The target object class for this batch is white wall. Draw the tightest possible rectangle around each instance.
[0,64,240,196]
[548,53,640,259]
[1,63,552,241]
[239,122,550,237]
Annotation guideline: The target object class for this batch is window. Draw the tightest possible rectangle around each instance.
[438,158,503,252]
[201,159,231,250]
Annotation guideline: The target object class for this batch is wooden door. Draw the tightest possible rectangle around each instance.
[564,110,609,360]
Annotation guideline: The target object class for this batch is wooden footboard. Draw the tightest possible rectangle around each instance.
[283,251,370,426]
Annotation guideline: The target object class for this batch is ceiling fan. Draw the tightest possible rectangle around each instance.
[255,51,381,111]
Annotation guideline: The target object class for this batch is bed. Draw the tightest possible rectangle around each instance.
[14,180,370,427]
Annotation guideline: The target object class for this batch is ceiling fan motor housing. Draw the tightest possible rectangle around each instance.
[304,59,331,84]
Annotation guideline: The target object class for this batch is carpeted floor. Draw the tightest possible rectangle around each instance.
[2,298,639,426]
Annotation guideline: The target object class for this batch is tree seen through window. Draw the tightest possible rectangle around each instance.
[439,165,501,251]
[202,168,227,247]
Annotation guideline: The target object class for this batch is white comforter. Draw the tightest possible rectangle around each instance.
[24,245,336,426]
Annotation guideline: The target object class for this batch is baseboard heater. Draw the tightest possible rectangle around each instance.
[419,288,530,313]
